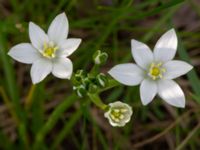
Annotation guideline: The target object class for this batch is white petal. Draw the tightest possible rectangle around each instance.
[48,13,69,44]
[8,43,40,64]
[30,58,52,84]
[29,22,49,50]
[131,39,153,69]
[154,29,178,62]
[57,38,82,57]
[52,58,72,79]
[163,60,193,79]
[108,63,144,86]
[140,79,157,105]
[158,80,185,108]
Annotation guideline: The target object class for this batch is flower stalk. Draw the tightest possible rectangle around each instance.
[87,93,108,110]
[25,84,36,110]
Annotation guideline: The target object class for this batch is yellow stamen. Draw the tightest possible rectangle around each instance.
[161,68,166,72]
[148,62,166,80]
[110,114,115,120]
[42,42,58,58]
[114,109,120,113]
[114,118,120,122]
[110,108,127,122]
[119,114,124,119]
[120,108,127,113]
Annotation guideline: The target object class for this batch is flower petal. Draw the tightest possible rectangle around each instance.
[163,60,193,79]
[158,80,185,108]
[140,79,157,105]
[131,39,153,69]
[47,13,69,44]
[57,38,82,57]
[108,63,144,86]
[30,58,52,84]
[52,58,72,79]
[29,22,49,50]
[8,43,40,64]
[154,29,178,62]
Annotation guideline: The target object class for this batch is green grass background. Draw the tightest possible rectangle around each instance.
[0,0,200,149]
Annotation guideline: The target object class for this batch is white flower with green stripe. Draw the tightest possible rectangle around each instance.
[104,101,132,127]
[109,29,193,108]
[8,12,81,84]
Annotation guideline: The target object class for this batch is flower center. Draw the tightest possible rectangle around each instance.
[109,108,127,122]
[42,42,58,58]
[148,62,166,80]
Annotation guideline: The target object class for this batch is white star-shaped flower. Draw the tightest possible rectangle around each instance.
[104,101,132,127]
[8,12,81,84]
[108,29,193,108]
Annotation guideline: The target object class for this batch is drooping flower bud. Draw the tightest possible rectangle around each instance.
[104,101,132,127]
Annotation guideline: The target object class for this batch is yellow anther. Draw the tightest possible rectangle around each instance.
[110,114,115,120]
[120,109,127,113]
[159,74,163,78]
[42,42,58,58]
[150,63,155,68]
[114,118,120,122]
[119,114,124,119]
[114,109,120,113]
[148,62,165,80]
[110,108,126,122]
[161,68,166,73]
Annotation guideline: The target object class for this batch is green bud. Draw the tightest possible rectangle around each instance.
[82,77,91,89]
[73,85,87,98]
[71,76,80,86]
[75,70,86,81]
[72,70,87,86]
[96,73,108,87]
[93,50,101,64]
[88,83,98,93]
[93,50,108,65]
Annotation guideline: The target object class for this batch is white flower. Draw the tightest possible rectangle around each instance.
[104,101,132,127]
[108,29,193,108]
[8,13,81,84]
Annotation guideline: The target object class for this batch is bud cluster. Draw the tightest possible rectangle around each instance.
[72,70,108,97]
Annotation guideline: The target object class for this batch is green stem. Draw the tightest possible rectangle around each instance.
[51,108,83,149]
[98,79,120,93]
[88,93,108,110]
[0,86,19,125]
[33,94,77,149]
[90,64,99,76]
[0,35,29,149]
[25,84,36,110]
[175,122,200,150]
